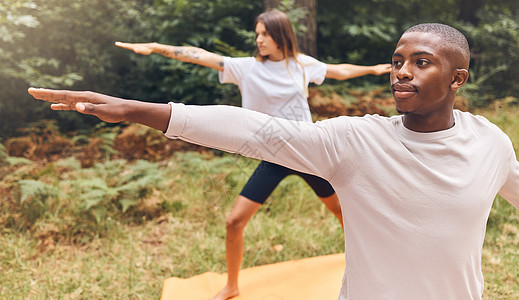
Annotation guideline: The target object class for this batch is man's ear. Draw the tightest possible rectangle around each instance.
[450,69,469,90]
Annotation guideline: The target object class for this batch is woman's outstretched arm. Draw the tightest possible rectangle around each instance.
[325,63,391,80]
[115,42,225,71]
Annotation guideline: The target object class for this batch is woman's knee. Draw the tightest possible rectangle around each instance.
[226,214,248,232]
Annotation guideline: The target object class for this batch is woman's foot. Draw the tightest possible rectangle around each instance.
[209,285,239,300]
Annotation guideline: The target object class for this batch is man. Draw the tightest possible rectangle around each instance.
[28,23,519,299]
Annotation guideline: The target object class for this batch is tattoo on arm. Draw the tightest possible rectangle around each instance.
[163,47,201,61]
[174,49,184,57]
[159,50,170,56]
[159,46,222,69]
[186,49,201,60]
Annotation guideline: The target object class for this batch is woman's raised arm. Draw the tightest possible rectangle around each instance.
[115,42,225,71]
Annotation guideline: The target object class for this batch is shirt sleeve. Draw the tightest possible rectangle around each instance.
[218,56,255,85]
[164,102,348,180]
[499,149,519,209]
[299,54,327,85]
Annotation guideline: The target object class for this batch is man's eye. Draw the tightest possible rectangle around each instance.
[417,59,430,66]
[393,61,402,67]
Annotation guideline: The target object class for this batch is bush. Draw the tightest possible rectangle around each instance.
[458,10,519,106]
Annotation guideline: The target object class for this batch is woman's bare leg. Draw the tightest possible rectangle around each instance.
[319,193,343,228]
[210,195,261,300]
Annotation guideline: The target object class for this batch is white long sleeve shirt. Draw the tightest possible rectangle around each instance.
[164,103,519,300]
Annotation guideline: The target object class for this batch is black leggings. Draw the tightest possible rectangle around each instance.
[239,161,335,204]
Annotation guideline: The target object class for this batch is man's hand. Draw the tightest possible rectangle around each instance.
[115,42,156,55]
[28,88,127,123]
[28,88,171,131]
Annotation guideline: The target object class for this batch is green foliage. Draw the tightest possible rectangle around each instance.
[18,179,56,203]
[0,143,7,165]
[0,0,154,137]
[276,0,309,36]
[1,0,519,137]
[459,10,519,106]
[17,179,57,226]
[0,0,84,137]
[2,155,170,236]
[317,0,519,104]
[146,0,262,106]
[115,159,167,212]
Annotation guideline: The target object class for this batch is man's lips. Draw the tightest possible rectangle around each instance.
[392,83,418,98]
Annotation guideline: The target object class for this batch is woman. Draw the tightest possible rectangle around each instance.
[116,9,390,300]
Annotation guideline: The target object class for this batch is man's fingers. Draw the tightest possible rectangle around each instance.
[50,103,75,111]
[28,87,68,103]
[28,88,99,107]
[76,102,97,115]
[49,102,94,115]
[75,102,123,123]
[76,102,86,112]
[29,88,122,123]
[28,87,83,105]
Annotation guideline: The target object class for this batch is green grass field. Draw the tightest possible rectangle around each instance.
[1,104,518,299]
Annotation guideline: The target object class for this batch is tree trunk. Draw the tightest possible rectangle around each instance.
[264,0,278,10]
[294,0,317,57]
[263,0,317,57]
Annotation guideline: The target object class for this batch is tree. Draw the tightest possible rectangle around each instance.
[0,0,82,137]
[264,0,317,56]
[0,0,155,137]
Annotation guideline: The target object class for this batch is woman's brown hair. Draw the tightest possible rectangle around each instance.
[255,9,300,61]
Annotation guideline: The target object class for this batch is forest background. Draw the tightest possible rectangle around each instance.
[1,0,518,299]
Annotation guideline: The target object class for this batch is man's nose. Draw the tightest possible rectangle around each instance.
[396,62,413,80]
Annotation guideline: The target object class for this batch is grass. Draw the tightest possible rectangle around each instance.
[0,103,518,299]
[0,152,344,299]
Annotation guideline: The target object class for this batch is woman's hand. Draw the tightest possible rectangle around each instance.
[115,42,156,55]
[372,63,392,76]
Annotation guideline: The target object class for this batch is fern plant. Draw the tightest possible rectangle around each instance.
[115,160,167,213]
[17,179,58,226]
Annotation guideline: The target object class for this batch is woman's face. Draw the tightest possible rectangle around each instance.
[255,22,284,61]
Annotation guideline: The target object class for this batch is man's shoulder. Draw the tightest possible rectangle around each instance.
[454,109,500,131]
[455,110,512,144]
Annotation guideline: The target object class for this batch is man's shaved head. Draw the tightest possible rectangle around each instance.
[403,23,470,69]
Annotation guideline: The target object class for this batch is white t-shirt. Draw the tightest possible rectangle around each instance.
[219,54,327,122]
[165,104,519,300]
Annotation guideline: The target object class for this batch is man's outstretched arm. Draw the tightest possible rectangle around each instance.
[28,87,347,180]
[27,88,171,131]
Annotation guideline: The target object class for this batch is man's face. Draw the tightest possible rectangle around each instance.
[390,32,456,116]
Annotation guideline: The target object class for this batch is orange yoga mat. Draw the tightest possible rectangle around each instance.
[160,253,345,300]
